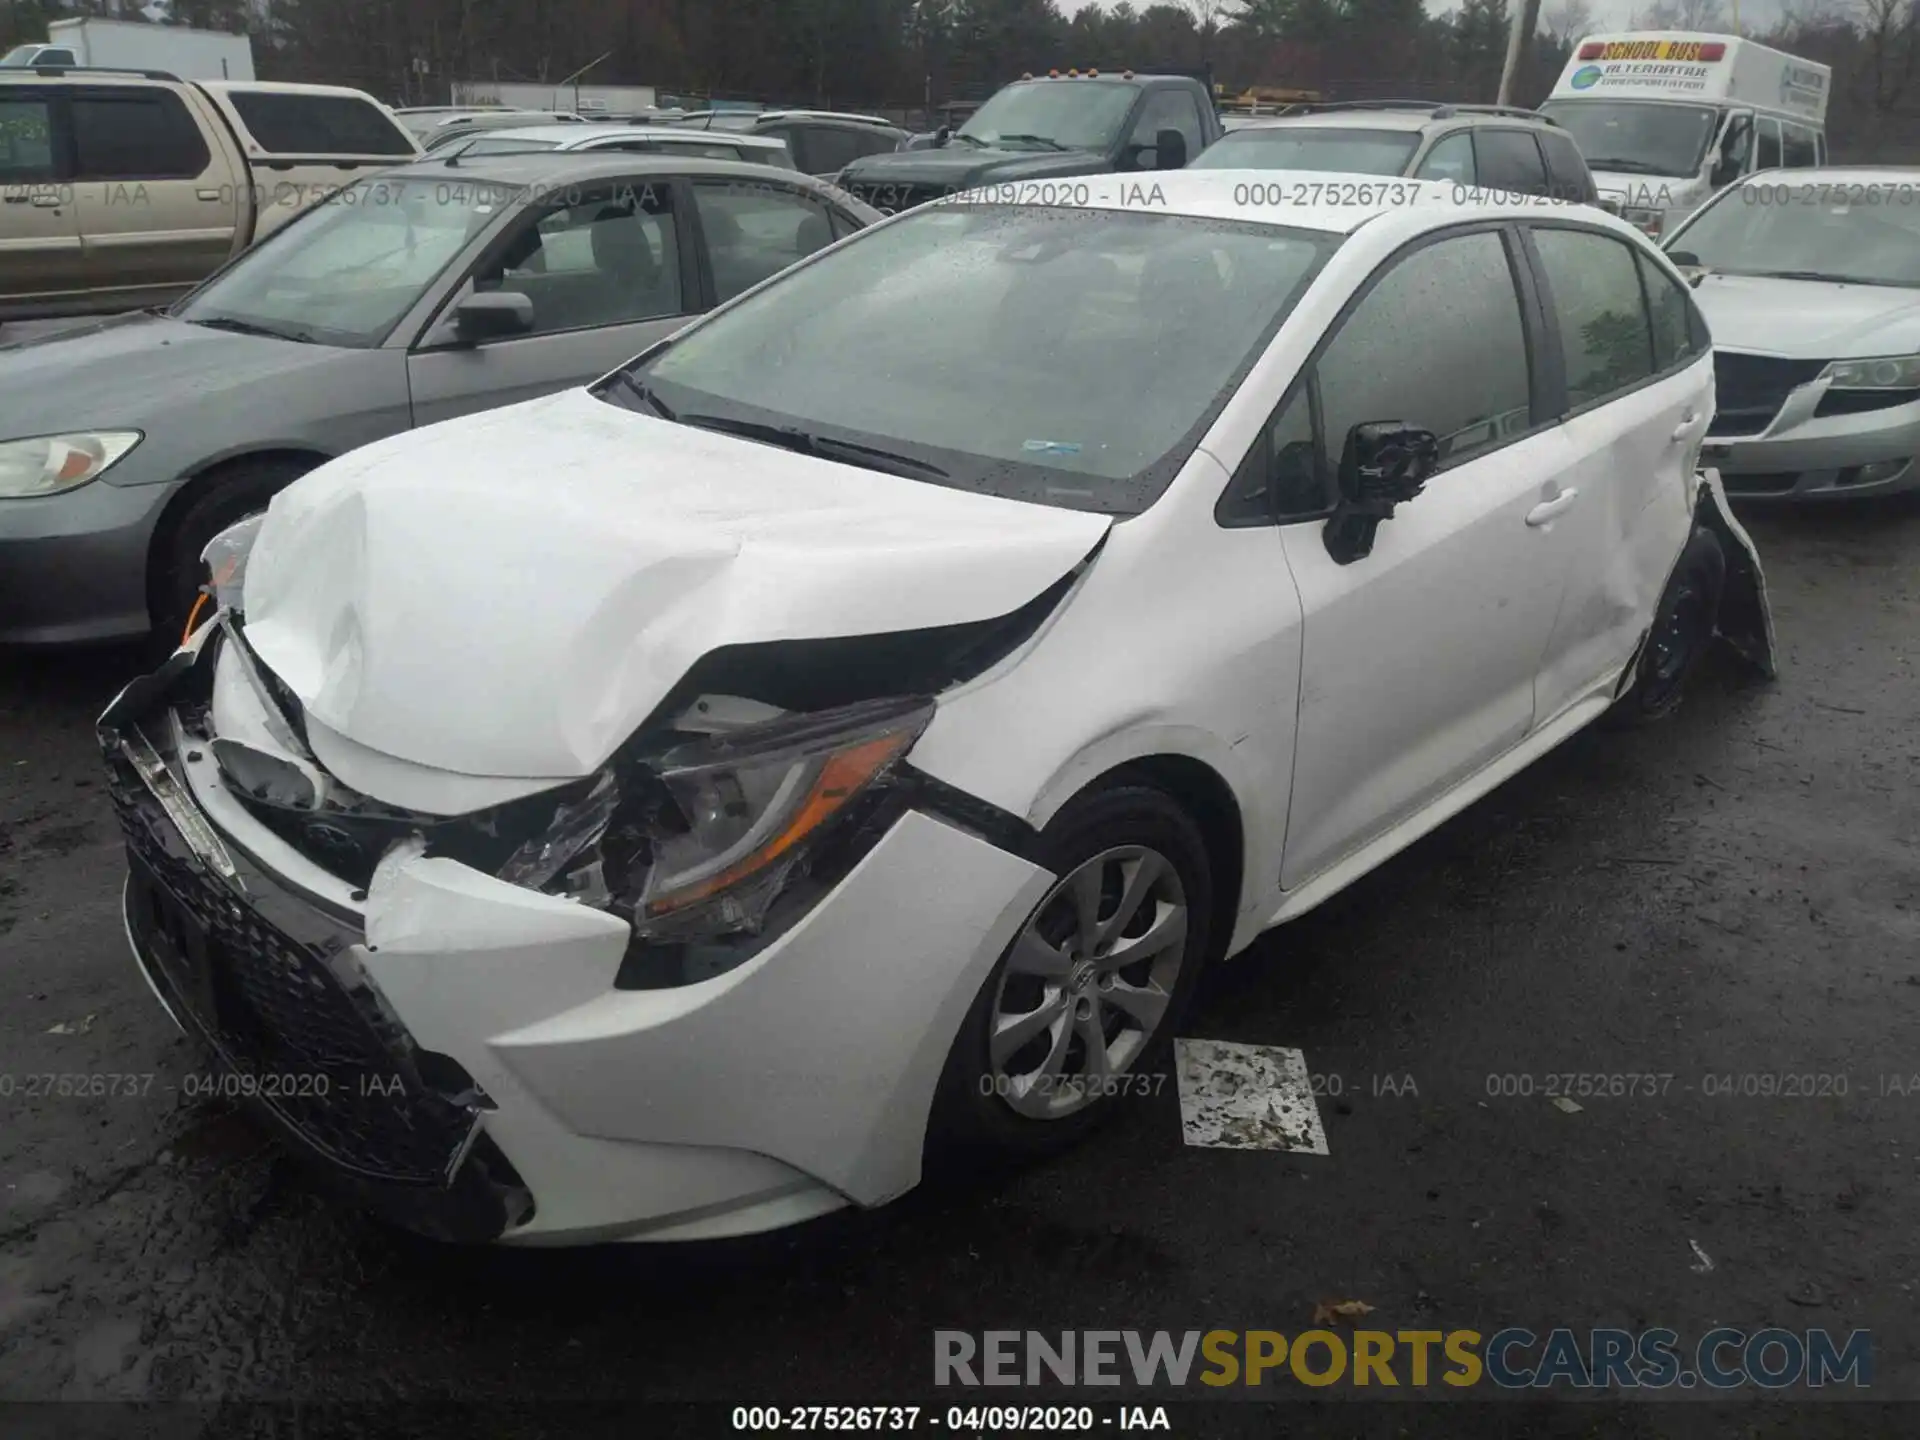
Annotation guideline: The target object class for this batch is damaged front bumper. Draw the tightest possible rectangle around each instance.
[99,625,1054,1244]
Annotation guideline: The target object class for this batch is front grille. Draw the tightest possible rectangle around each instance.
[110,766,482,1187]
[1709,352,1827,437]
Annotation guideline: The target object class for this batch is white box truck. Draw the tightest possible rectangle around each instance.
[1537,31,1830,238]
[0,19,256,81]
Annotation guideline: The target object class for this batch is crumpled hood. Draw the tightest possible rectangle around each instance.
[0,312,344,438]
[1690,273,1920,357]
[241,388,1110,781]
[842,145,1106,190]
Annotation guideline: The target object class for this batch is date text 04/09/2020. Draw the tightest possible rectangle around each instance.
[729,1406,1171,1431]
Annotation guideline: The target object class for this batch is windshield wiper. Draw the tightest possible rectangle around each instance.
[1746,269,1883,286]
[1584,158,1677,176]
[950,132,987,147]
[187,315,316,344]
[600,370,676,419]
[995,133,1072,152]
[678,414,948,480]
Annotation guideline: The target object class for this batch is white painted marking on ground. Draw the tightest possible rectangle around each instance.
[1174,1038,1330,1154]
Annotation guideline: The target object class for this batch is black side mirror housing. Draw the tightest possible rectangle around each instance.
[453,290,534,343]
[1323,421,1440,565]
[1154,127,1188,170]
[935,125,951,148]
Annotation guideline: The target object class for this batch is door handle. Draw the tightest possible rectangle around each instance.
[197,188,222,201]
[31,195,62,208]
[1671,410,1699,443]
[1526,488,1579,526]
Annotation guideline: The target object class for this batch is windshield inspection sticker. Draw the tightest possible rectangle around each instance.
[1023,439,1083,456]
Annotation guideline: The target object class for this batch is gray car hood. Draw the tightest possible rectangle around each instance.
[0,312,344,437]
[1690,273,1920,357]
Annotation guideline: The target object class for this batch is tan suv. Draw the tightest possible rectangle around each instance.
[0,69,420,320]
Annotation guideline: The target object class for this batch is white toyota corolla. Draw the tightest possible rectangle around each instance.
[100,172,1775,1245]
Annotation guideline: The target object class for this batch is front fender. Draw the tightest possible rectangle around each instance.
[1694,468,1777,680]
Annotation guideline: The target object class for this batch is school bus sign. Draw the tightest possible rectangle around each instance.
[1582,38,1727,62]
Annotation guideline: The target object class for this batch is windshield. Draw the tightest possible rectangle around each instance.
[174,175,506,346]
[608,203,1333,513]
[460,136,564,156]
[957,81,1140,152]
[1536,100,1718,178]
[1193,126,1420,174]
[1668,184,1920,287]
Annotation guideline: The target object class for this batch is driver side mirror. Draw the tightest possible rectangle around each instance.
[1322,421,1439,565]
[452,290,534,344]
[1153,127,1188,170]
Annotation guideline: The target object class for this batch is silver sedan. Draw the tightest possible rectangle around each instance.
[0,151,878,645]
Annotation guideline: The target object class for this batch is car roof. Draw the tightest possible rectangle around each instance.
[756,109,898,128]
[940,168,1611,235]
[198,80,386,100]
[382,149,849,191]
[474,122,787,150]
[1727,165,1920,184]
[1233,111,1553,136]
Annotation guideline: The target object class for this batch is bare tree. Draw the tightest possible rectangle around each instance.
[1178,0,1243,37]
[1859,0,1920,114]
[1543,0,1595,44]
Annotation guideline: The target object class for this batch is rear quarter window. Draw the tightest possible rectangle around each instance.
[1539,130,1593,202]
[227,91,416,157]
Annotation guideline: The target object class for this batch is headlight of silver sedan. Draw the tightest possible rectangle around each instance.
[0,431,142,498]
[1821,355,1920,391]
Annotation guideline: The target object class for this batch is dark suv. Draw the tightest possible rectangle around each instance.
[1194,101,1600,205]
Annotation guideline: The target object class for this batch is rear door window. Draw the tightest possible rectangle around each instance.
[1473,128,1550,195]
[71,88,210,181]
[1413,131,1475,184]
[796,125,867,175]
[1531,226,1657,409]
[226,91,416,156]
[0,93,59,183]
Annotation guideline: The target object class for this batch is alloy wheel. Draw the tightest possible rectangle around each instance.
[987,845,1189,1120]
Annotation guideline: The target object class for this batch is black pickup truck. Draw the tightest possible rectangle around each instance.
[836,69,1224,213]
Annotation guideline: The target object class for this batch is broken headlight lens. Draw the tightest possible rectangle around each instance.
[200,513,268,613]
[636,696,934,941]
[498,696,934,943]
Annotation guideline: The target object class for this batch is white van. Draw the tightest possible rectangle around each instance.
[1538,32,1830,238]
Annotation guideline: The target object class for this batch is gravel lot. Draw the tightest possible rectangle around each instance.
[1,492,1916,1433]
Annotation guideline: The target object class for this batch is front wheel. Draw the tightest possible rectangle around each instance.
[1607,525,1726,728]
[927,781,1214,1165]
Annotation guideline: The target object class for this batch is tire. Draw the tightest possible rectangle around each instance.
[149,458,314,648]
[926,780,1215,1168]
[1607,525,1726,729]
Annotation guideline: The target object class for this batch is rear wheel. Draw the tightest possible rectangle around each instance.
[927,781,1214,1166]
[1608,525,1725,728]
[149,458,314,647]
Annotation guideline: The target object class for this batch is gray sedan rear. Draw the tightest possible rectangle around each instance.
[0,151,878,645]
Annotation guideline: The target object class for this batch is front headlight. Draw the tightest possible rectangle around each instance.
[1821,355,1920,391]
[498,695,935,943]
[0,431,141,498]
